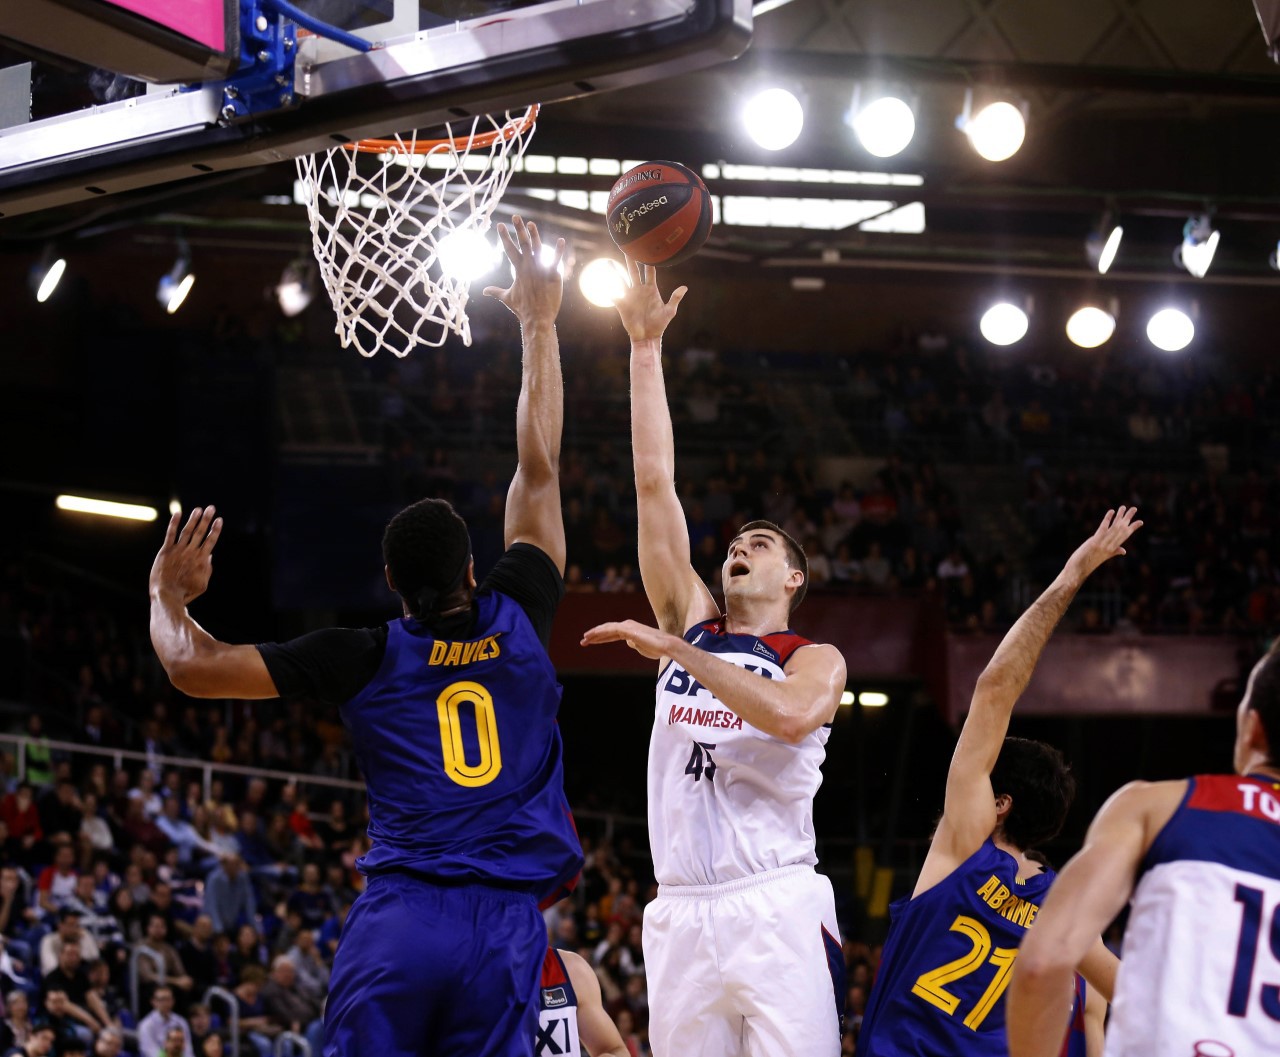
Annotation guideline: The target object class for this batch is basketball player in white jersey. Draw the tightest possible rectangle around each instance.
[1007,641,1280,1057]
[582,263,849,1057]
[535,947,629,1057]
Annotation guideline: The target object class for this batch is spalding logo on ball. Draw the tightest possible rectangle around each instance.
[606,160,713,267]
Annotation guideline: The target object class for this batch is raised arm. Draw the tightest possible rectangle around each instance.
[615,261,716,636]
[1006,780,1184,1057]
[149,507,280,700]
[581,622,846,744]
[915,508,1142,896]
[483,217,568,573]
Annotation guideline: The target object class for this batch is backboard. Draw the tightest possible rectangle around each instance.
[0,0,752,220]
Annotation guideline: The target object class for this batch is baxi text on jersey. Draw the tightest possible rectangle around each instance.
[668,705,743,730]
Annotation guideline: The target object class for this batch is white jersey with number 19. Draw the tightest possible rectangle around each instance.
[1104,773,1280,1057]
[648,618,831,887]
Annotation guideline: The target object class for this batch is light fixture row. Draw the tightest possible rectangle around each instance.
[979,301,1196,353]
[741,85,1028,162]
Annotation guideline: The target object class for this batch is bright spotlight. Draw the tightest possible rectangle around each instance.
[859,691,889,707]
[56,495,159,522]
[276,258,315,317]
[1147,308,1195,352]
[36,258,67,303]
[1066,307,1116,349]
[979,302,1029,346]
[1175,216,1220,278]
[437,229,499,282]
[852,96,915,159]
[743,88,804,151]
[964,101,1026,162]
[1086,223,1124,275]
[157,252,195,314]
[578,258,629,308]
[168,498,182,516]
[1270,241,1280,271]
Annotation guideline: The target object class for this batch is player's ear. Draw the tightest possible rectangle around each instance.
[787,567,805,591]
[993,792,1012,819]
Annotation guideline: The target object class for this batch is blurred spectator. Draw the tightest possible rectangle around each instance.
[40,911,99,976]
[201,860,254,936]
[135,989,191,1057]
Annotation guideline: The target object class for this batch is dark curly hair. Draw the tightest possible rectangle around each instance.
[989,737,1076,851]
[382,498,472,619]
[733,520,809,614]
[1245,641,1280,764]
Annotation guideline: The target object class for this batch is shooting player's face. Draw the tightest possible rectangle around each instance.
[723,531,797,606]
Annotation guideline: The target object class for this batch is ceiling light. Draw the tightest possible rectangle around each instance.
[961,99,1026,162]
[839,690,855,706]
[850,95,915,159]
[1174,216,1220,278]
[743,88,804,151]
[980,302,1029,346]
[276,257,316,317]
[1086,218,1123,275]
[578,257,629,307]
[1269,241,1280,271]
[859,691,889,707]
[157,246,195,314]
[437,229,499,282]
[33,253,67,303]
[1147,308,1195,353]
[56,495,159,522]
[1066,306,1116,349]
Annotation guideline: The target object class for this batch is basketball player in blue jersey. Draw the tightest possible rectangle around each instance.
[855,508,1139,1057]
[1008,640,1280,1057]
[535,947,629,1057]
[147,216,584,1057]
[582,263,849,1057]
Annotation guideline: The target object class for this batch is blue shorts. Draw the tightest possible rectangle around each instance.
[323,873,546,1057]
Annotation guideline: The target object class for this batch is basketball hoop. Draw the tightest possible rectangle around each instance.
[295,105,539,357]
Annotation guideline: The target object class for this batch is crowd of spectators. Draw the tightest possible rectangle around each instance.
[0,747,360,1057]
[368,323,1280,637]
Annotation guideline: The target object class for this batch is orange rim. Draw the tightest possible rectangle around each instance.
[345,104,539,154]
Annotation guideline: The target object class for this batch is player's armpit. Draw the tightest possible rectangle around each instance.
[168,642,280,700]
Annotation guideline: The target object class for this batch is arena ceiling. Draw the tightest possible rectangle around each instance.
[3,0,1280,287]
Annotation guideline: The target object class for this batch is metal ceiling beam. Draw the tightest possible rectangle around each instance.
[734,49,1280,99]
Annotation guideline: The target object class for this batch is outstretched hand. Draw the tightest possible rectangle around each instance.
[149,506,223,605]
[581,619,679,661]
[483,215,566,327]
[1065,506,1143,581]
[613,258,687,343]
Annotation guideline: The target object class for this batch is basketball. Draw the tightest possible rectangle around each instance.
[606,160,713,267]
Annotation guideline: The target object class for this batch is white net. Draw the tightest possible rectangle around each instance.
[295,106,538,357]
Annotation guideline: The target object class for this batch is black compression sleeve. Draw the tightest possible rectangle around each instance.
[255,626,387,706]
[479,543,564,649]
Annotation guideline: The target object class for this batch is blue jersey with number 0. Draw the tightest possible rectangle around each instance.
[341,590,582,902]
[857,839,1056,1057]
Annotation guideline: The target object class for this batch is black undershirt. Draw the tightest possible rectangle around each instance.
[256,543,563,706]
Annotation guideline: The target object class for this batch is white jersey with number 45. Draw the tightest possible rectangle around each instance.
[1105,773,1280,1057]
[649,618,832,887]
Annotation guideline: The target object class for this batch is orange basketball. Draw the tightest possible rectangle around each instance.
[606,160,712,267]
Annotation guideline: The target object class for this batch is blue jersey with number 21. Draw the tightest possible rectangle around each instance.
[341,589,583,903]
[857,839,1057,1057]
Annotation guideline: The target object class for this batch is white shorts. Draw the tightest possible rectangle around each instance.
[643,864,843,1057]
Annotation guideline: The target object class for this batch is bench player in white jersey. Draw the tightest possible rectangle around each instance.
[535,947,629,1057]
[1007,640,1280,1057]
[582,263,849,1057]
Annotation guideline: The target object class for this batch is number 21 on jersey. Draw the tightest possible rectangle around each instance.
[911,915,1018,1031]
[437,680,503,788]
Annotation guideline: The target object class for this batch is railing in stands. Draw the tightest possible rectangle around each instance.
[1,734,365,799]
[204,986,241,1057]
[129,945,166,1020]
